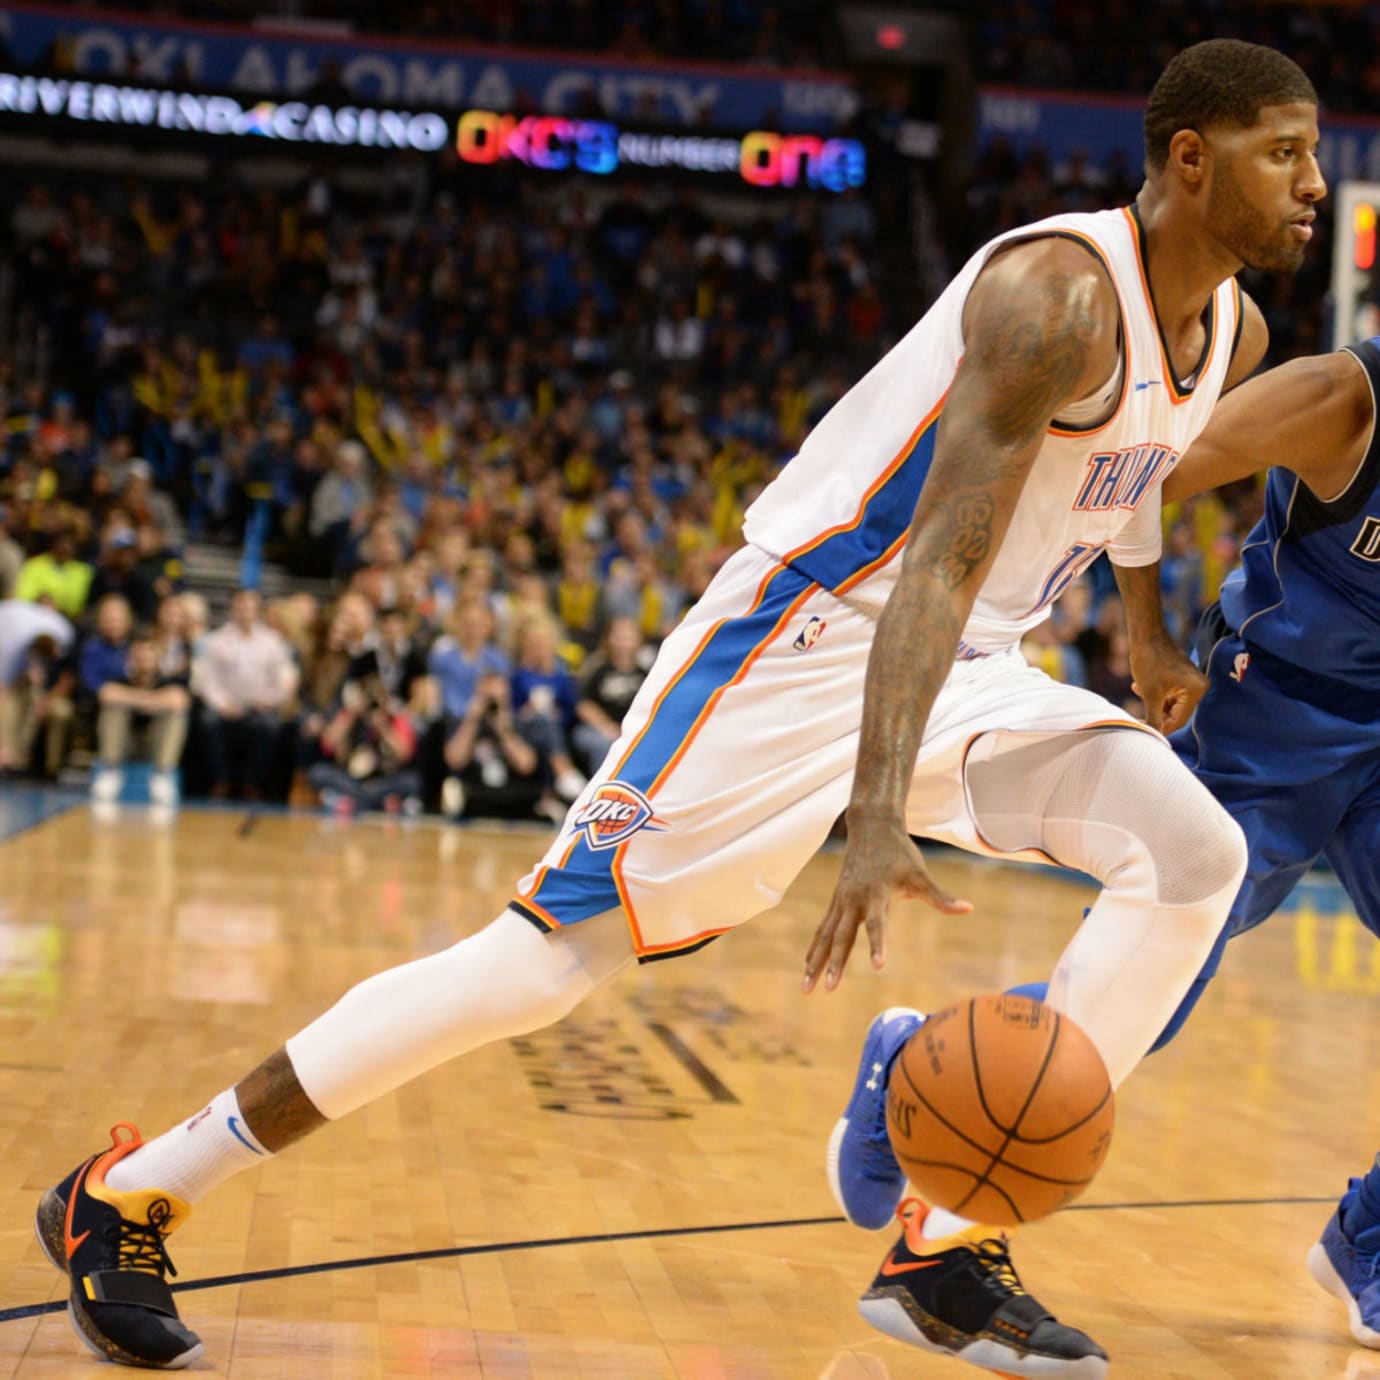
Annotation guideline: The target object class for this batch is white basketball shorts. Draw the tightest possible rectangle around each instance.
[512,544,1147,960]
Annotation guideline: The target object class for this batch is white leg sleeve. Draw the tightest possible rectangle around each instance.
[286,908,635,1120]
[966,728,1246,1089]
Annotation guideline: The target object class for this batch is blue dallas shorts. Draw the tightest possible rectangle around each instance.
[1170,618,1380,941]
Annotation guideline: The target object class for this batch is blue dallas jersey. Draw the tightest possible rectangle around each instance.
[1219,337,1380,690]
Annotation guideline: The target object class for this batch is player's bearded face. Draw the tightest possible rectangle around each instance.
[1207,151,1308,275]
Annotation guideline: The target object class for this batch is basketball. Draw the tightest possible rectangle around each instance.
[885,994,1114,1226]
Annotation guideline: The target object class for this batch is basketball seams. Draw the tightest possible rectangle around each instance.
[891,1149,1024,1224]
[897,1051,1005,1160]
[1009,1008,1063,1139]
[967,998,1010,1135]
[897,1040,1022,1219]
[962,1000,1062,1219]
[1007,1082,1114,1145]
[969,1158,1099,1188]
[956,1172,1021,1222]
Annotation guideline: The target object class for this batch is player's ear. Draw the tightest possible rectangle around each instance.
[1167,127,1209,186]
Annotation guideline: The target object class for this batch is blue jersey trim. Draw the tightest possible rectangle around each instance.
[521,563,816,926]
[785,419,939,591]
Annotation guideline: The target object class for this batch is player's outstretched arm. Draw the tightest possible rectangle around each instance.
[1164,349,1375,503]
[803,239,1120,992]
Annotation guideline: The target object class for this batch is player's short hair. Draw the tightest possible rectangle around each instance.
[1144,39,1317,171]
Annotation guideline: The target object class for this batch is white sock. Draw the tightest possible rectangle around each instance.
[106,1087,270,1204]
[922,1206,979,1240]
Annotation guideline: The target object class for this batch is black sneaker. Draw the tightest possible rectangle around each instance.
[858,1198,1108,1378]
[35,1122,203,1369]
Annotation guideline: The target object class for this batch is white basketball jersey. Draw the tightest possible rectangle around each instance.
[743,206,1242,653]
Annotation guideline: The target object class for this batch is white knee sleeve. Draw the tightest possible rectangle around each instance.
[286,909,635,1120]
[968,728,1247,1087]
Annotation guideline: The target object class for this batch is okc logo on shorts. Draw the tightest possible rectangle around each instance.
[572,780,664,851]
[793,615,827,651]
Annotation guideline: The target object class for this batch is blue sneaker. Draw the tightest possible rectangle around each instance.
[1307,1183,1380,1348]
[827,1006,925,1230]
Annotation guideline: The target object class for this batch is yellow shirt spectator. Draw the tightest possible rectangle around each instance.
[16,549,93,619]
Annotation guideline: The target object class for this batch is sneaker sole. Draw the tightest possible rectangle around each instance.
[1307,1242,1380,1349]
[859,1296,1108,1378]
[67,1296,206,1370]
[34,1187,68,1274]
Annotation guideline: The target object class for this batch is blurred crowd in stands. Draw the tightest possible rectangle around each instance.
[84,0,831,70]
[73,0,1380,108]
[976,0,1380,110]
[0,0,1342,819]
[0,161,885,818]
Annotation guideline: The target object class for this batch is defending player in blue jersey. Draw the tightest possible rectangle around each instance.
[833,337,1380,1354]
[1160,336,1380,1350]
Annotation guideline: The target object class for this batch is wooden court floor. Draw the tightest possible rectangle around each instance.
[2,802,1379,1379]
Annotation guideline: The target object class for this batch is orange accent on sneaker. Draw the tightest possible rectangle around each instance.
[878,1250,944,1277]
[64,1124,145,1261]
[895,1196,931,1251]
[63,1159,94,1260]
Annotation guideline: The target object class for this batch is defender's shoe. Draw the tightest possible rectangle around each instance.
[859,1198,1109,1378]
[35,1123,203,1369]
[1308,1184,1380,1348]
[827,1005,924,1230]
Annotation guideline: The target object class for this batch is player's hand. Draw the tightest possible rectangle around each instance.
[802,812,971,994]
[1130,637,1207,734]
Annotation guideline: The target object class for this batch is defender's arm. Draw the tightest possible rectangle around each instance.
[1165,350,1376,504]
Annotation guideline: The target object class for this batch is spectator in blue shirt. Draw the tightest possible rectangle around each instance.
[510,615,585,804]
[236,314,296,375]
[427,599,510,723]
[79,594,134,700]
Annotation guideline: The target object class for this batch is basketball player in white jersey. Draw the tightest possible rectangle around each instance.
[35,40,1322,1377]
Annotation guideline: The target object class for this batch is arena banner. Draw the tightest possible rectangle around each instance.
[455,108,866,190]
[978,84,1380,185]
[0,3,858,132]
[0,74,868,190]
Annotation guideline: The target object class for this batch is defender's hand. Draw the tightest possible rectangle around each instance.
[803,814,971,993]
[1130,638,1207,733]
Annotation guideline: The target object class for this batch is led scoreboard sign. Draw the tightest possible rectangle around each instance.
[1334,182,1380,349]
[454,108,867,192]
[0,74,867,193]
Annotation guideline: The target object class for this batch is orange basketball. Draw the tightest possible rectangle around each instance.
[885,993,1114,1226]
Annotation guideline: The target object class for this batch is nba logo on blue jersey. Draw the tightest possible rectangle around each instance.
[572,781,663,851]
[793,616,827,651]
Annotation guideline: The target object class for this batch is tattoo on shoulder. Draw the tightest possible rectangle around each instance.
[979,271,1102,444]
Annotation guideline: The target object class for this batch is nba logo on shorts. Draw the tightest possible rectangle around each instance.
[1229,651,1250,683]
[793,616,827,652]
[572,781,663,850]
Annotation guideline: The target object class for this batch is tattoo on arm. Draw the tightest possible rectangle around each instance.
[931,493,996,590]
[848,251,1111,817]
